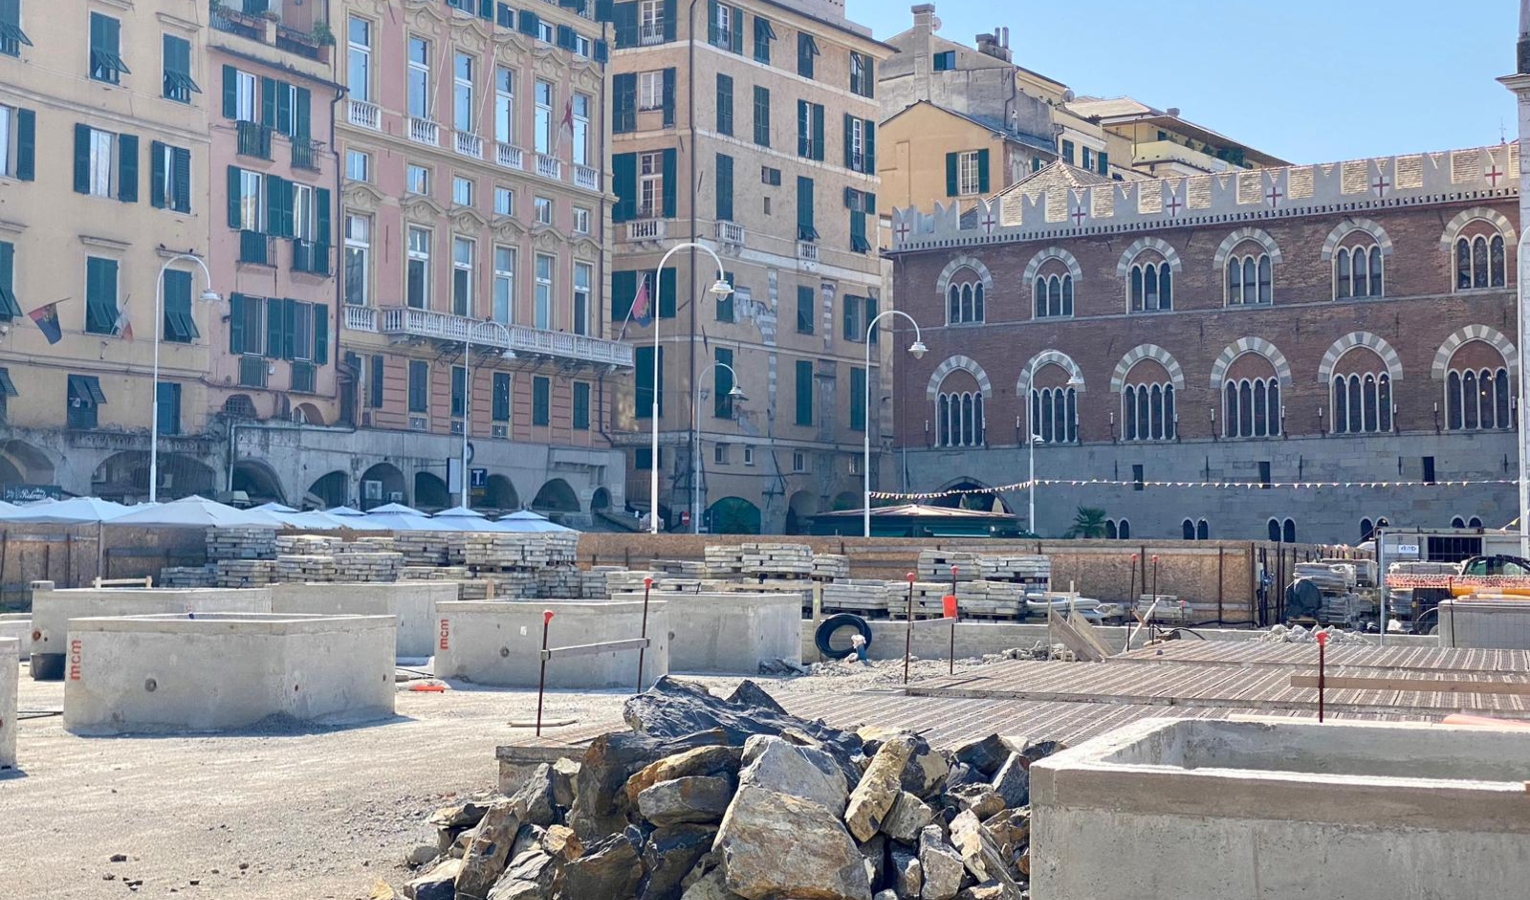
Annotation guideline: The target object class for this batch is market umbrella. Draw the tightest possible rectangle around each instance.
[1,496,132,524]
[107,496,286,528]
[253,501,299,514]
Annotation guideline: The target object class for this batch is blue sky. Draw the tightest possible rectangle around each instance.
[846,0,1520,164]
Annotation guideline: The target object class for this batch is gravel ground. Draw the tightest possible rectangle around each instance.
[1,654,993,900]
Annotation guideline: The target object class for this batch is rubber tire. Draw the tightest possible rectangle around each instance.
[815,614,872,658]
[30,653,64,681]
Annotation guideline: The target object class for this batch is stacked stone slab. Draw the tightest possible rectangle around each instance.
[276,534,344,556]
[463,534,579,569]
[581,566,629,600]
[821,580,894,617]
[977,555,1051,585]
[330,548,405,582]
[274,555,338,583]
[395,534,457,566]
[206,526,278,561]
[703,545,747,576]
[918,550,984,581]
[215,558,276,587]
[811,554,851,580]
[738,543,814,577]
[158,565,217,588]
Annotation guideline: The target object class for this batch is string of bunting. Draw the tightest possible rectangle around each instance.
[870,477,1523,502]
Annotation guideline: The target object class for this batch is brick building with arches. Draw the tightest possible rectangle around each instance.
[886,144,1521,544]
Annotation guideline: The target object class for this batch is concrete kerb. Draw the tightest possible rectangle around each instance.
[435,600,670,690]
[0,637,16,769]
[61,612,397,735]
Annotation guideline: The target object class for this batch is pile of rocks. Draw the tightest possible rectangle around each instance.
[1259,623,1370,645]
[386,678,1053,900]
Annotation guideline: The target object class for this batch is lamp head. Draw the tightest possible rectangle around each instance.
[500,349,516,360]
[199,290,222,303]
[727,384,746,399]
[708,279,734,298]
[908,340,928,360]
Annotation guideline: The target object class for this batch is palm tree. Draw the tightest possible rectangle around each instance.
[1065,506,1108,539]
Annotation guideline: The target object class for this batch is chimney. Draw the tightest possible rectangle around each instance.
[975,30,1011,62]
[912,4,936,32]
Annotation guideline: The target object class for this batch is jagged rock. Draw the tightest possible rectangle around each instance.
[679,867,747,900]
[860,833,887,891]
[900,737,950,799]
[1018,740,1067,768]
[955,885,1006,900]
[403,857,460,900]
[639,824,717,900]
[571,730,727,839]
[486,849,559,900]
[540,825,582,862]
[428,801,489,830]
[551,758,580,809]
[625,746,742,806]
[509,764,559,828]
[738,735,849,816]
[947,811,987,882]
[918,826,965,900]
[714,785,872,900]
[405,844,437,868]
[509,824,546,862]
[876,892,898,900]
[989,754,1029,810]
[846,736,916,843]
[561,829,644,899]
[882,793,936,844]
[980,810,1028,862]
[951,736,1010,779]
[1015,850,1029,878]
[638,776,734,827]
[942,763,985,792]
[455,802,521,900]
[947,785,1004,822]
[892,850,922,899]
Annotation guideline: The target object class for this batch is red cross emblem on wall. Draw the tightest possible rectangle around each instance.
[1266,184,1283,208]
[1487,163,1506,187]
[1164,194,1183,216]
[1371,174,1390,197]
[980,210,998,234]
[894,220,912,242]
[1069,206,1086,227]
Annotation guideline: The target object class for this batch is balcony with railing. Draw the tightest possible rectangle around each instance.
[291,239,330,276]
[290,361,317,393]
[1132,139,1236,174]
[797,241,819,264]
[574,165,600,191]
[715,221,745,246]
[379,307,635,368]
[239,231,274,266]
[640,22,667,45]
[343,304,377,332]
[290,137,319,171]
[347,99,380,130]
[535,154,562,181]
[209,3,267,42]
[408,117,440,147]
[454,131,484,159]
[211,2,331,65]
[236,120,272,159]
[626,219,666,242]
[496,142,525,170]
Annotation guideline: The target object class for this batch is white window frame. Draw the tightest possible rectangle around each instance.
[714,444,729,465]
[494,66,515,145]
[291,183,314,241]
[574,34,591,58]
[238,169,262,231]
[344,214,371,306]
[639,152,662,218]
[573,261,591,336]
[452,235,475,316]
[537,20,554,43]
[640,0,664,39]
[453,51,474,134]
[345,149,370,183]
[743,445,755,466]
[406,164,429,195]
[849,117,866,172]
[957,150,981,196]
[572,206,590,235]
[534,252,553,331]
[493,245,515,324]
[452,175,474,207]
[406,226,432,309]
[347,17,372,103]
[639,71,663,111]
[0,105,13,178]
[235,70,258,122]
[713,3,732,46]
[407,36,431,121]
[494,186,514,217]
[572,93,590,166]
[87,128,115,198]
[534,195,553,225]
[534,79,553,155]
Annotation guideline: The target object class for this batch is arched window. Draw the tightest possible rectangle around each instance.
[935,391,985,448]
[1331,373,1391,434]
[1455,229,1507,291]
[1360,518,1374,542]
[1123,383,1176,441]
[1451,516,1466,529]
[1226,248,1273,306]
[1334,241,1384,299]
[1105,520,1118,540]
[1224,377,1281,438]
[945,274,986,325]
[1445,342,1512,431]
[1031,385,1077,443]
[1129,260,1173,312]
[1033,273,1074,318]
[1268,519,1281,542]
[1283,519,1296,544]
[1196,519,1209,541]
[1118,519,1130,540]
[1183,519,1195,541]
[1469,516,1484,529]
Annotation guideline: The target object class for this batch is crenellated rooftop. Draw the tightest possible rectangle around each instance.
[890,143,1521,253]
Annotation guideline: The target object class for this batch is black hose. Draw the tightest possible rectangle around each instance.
[815,614,872,657]
[1169,627,1209,641]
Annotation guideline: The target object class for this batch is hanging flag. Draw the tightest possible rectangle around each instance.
[555,96,575,153]
[113,301,134,342]
[618,276,652,340]
[28,301,62,344]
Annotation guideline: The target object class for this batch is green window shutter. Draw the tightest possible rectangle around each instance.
[850,211,865,251]
[229,294,246,353]
[613,73,636,133]
[661,68,675,128]
[1061,139,1074,165]
[0,241,14,319]
[865,295,879,343]
[222,65,238,118]
[717,272,734,322]
[850,367,866,431]
[811,103,824,160]
[658,267,676,318]
[612,270,636,319]
[753,86,769,146]
[116,134,138,203]
[260,77,277,127]
[715,153,733,222]
[162,269,190,341]
[14,108,33,181]
[730,6,743,53]
[316,188,332,245]
[518,9,539,36]
[1098,150,1109,175]
[149,141,166,208]
[842,295,855,341]
[977,148,991,193]
[227,166,242,229]
[716,73,733,135]
[660,148,677,218]
[796,176,815,240]
[706,0,719,44]
[313,303,329,365]
[662,0,676,41]
[945,153,959,196]
[275,81,293,135]
[796,286,814,334]
[532,376,550,425]
[794,359,813,426]
[284,298,300,360]
[265,297,283,359]
[264,174,284,236]
[295,87,312,140]
[714,347,734,417]
[573,382,591,430]
[796,100,808,156]
[173,147,191,212]
[612,153,637,222]
[73,123,91,194]
[843,114,853,169]
[864,120,876,172]
[612,2,636,46]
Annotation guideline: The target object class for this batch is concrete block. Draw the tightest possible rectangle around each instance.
[62,613,396,734]
[29,587,273,680]
[1437,600,1530,649]
[0,615,29,656]
[0,637,16,768]
[435,600,668,690]
[1031,718,1530,900]
[612,592,800,673]
[270,581,457,658]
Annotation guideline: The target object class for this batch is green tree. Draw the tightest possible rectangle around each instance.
[1065,506,1108,539]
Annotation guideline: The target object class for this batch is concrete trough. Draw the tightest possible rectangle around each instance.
[613,591,799,673]
[270,582,457,659]
[29,586,272,680]
[1437,599,1530,649]
[1031,717,1530,900]
[62,613,396,734]
[435,600,668,690]
[0,637,16,768]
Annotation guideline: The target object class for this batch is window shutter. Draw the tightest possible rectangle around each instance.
[316,188,332,246]
[864,119,875,172]
[117,134,138,203]
[658,267,676,318]
[796,175,814,238]
[795,359,813,426]
[594,40,609,63]
[1098,150,1109,175]
[14,108,33,181]
[660,148,677,218]
[265,297,283,359]
[707,0,719,44]
[977,148,990,194]
[811,103,823,160]
[797,100,808,156]
[945,152,958,197]
[864,58,875,97]
[850,367,866,430]
[228,294,246,354]
[314,303,329,365]
[265,175,285,236]
[222,65,238,119]
[518,10,539,36]
[173,147,191,212]
[283,298,299,360]
[714,348,734,417]
[275,81,293,135]
[497,3,514,28]
[73,123,91,194]
[842,295,854,340]
[295,87,312,140]
[662,0,676,40]
[843,114,853,169]
[149,141,166,208]
[595,0,615,21]
[227,166,242,229]
[716,73,732,135]
[612,153,637,222]
[556,24,574,50]
[850,211,865,250]
[613,73,636,133]
[865,295,878,342]
[611,270,636,319]
[661,68,675,128]
[715,152,733,222]
[260,77,278,127]
[865,192,876,215]
[731,6,743,53]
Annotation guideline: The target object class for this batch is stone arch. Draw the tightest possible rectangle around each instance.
[359,462,407,510]
[1115,237,1184,277]
[1432,325,1518,380]
[1321,218,1394,260]
[1213,227,1283,272]
[926,355,994,400]
[1110,344,1186,393]
[532,478,582,513]
[486,474,520,510]
[305,470,349,509]
[709,496,762,535]
[785,490,819,535]
[0,439,56,485]
[1438,207,1517,251]
[935,253,995,299]
[414,472,451,510]
[1017,350,1086,395]
[1021,246,1082,285]
[292,402,326,426]
[1319,332,1404,384]
[1209,338,1293,389]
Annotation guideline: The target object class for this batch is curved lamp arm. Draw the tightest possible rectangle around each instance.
[862,309,926,537]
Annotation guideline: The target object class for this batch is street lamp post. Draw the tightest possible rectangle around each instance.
[150,255,220,504]
[461,318,514,509]
[649,243,732,534]
[693,361,745,534]
[863,310,927,538]
[1025,354,1085,536]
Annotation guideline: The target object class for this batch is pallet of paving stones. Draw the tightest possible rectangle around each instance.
[398,565,472,582]
[810,554,851,580]
[330,551,404,582]
[1319,557,1377,588]
[205,526,278,562]
[651,559,709,578]
[158,565,218,588]
[215,558,275,587]
[604,570,705,594]
[916,550,983,581]
[394,534,458,566]
[276,534,343,556]
[702,546,746,576]
[274,554,339,583]
[819,580,893,616]
[579,565,628,599]
[462,534,579,570]
[1294,562,1357,594]
[737,542,815,577]
[475,571,539,599]
[535,566,583,599]
[977,554,1052,585]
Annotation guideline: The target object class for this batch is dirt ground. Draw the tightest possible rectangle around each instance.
[0,656,991,899]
